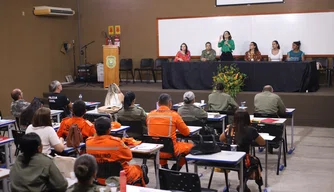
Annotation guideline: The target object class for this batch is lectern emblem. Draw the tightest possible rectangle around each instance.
[106,56,116,69]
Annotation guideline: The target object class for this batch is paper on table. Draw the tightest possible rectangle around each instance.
[66,177,77,187]
[259,133,275,141]
[131,143,159,152]
[208,112,220,116]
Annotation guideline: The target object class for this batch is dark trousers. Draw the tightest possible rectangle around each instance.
[220,52,234,61]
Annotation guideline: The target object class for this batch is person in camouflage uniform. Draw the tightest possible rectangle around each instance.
[200,42,217,61]
[178,91,208,122]
[10,88,30,118]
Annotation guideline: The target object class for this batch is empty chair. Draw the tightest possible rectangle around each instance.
[119,59,134,83]
[251,123,287,175]
[154,58,169,81]
[134,58,156,83]
[314,57,329,87]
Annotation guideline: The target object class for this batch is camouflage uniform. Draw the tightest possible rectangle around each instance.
[254,91,286,116]
[10,100,30,118]
[208,91,238,111]
[201,49,217,61]
[178,104,208,122]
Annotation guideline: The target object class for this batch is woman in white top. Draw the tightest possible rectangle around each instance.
[268,40,283,61]
[104,83,124,108]
[26,107,64,155]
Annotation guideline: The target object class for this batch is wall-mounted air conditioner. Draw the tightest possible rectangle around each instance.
[33,6,75,16]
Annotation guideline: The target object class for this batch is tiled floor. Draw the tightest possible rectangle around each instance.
[130,126,334,192]
[8,126,334,192]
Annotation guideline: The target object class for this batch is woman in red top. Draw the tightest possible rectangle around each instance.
[174,43,191,62]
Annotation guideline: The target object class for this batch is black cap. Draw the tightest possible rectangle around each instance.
[94,117,111,134]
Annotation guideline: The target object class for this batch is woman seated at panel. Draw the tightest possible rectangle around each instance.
[105,83,124,108]
[219,109,265,192]
[244,42,262,61]
[174,43,191,62]
[10,133,68,192]
[118,91,147,136]
[268,40,283,61]
[287,41,305,62]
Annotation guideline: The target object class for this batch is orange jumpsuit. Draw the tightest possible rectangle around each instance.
[147,106,193,167]
[57,117,96,139]
[86,135,145,186]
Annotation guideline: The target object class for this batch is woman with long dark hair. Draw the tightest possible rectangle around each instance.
[10,133,67,192]
[218,31,235,61]
[19,97,43,129]
[174,43,191,62]
[268,40,283,61]
[219,109,265,192]
[117,91,147,136]
[245,42,262,61]
[66,154,102,192]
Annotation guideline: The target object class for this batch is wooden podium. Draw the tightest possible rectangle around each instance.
[103,45,119,88]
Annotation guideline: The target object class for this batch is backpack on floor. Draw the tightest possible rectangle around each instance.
[66,124,83,148]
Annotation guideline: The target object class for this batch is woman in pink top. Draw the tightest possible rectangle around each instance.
[174,43,191,62]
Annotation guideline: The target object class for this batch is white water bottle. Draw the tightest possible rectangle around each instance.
[79,94,83,100]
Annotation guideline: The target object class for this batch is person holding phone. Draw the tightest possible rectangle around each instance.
[174,43,191,62]
[218,31,235,61]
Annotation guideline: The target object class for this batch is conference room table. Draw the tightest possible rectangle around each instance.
[162,61,319,92]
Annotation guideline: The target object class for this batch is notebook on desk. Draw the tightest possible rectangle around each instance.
[131,143,160,152]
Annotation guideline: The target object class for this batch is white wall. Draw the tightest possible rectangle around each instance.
[158,12,334,56]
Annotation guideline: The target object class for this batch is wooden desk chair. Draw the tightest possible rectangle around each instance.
[251,123,287,175]
[159,168,217,192]
[142,136,189,172]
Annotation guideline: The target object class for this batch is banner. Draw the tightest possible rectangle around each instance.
[108,26,114,35]
[115,25,121,35]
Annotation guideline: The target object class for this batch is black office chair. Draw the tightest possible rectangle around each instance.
[313,57,329,87]
[154,58,169,81]
[117,120,146,140]
[134,58,156,83]
[251,123,287,175]
[119,58,134,83]
[159,168,217,192]
[142,136,189,172]
[12,130,25,156]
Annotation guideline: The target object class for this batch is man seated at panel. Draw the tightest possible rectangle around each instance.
[48,80,72,117]
[200,42,217,61]
[178,91,207,122]
[10,88,30,118]
[57,100,96,140]
[208,83,239,112]
[147,93,193,171]
[86,117,149,186]
[254,85,286,117]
